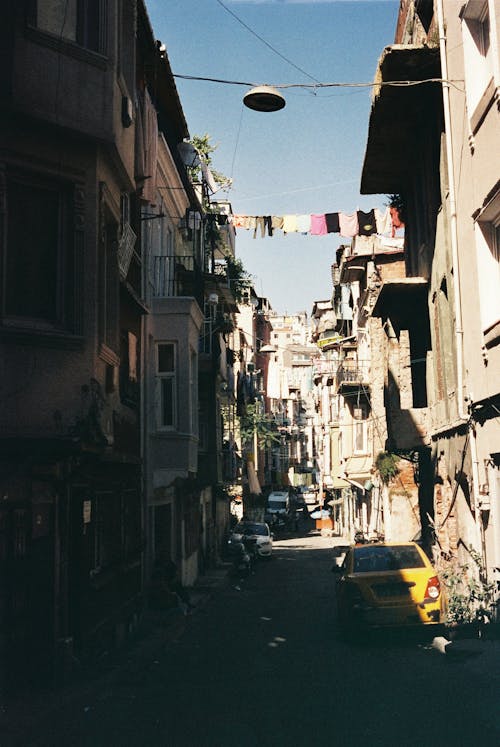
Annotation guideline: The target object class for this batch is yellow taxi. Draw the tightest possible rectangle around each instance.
[334,542,443,633]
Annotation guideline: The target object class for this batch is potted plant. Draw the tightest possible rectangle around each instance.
[441,547,496,639]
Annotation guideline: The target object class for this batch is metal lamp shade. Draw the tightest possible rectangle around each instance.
[243,86,286,112]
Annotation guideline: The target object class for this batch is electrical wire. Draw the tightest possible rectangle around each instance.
[230,102,245,185]
[233,178,359,203]
[214,0,321,86]
[173,73,466,93]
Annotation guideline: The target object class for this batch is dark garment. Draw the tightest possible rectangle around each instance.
[254,216,273,238]
[357,209,376,236]
[325,212,340,233]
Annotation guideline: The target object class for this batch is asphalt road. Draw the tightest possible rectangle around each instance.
[7,523,500,746]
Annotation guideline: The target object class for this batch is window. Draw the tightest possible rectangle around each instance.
[2,169,77,331]
[353,404,368,454]
[477,202,500,343]
[99,215,119,354]
[190,349,198,435]
[119,330,139,408]
[34,0,106,54]
[462,2,495,125]
[157,343,176,429]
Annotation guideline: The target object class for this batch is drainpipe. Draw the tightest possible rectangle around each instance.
[436,0,468,422]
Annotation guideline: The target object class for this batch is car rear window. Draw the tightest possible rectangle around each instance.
[235,523,268,536]
[353,545,425,573]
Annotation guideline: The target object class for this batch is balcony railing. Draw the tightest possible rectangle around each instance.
[312,361,338,379]
[152,255,203,303]
[336,360,370,386]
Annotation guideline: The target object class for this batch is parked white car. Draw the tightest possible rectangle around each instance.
[229,521,273,558]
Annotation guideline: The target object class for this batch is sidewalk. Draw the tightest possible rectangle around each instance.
[0,563,233,746]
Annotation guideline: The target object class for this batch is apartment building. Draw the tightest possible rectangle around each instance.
[360,0,500,603]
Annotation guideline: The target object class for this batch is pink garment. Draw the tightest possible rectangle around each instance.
[310,214,327,235]
[339,212,359,238]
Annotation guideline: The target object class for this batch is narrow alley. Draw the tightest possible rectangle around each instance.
[4,523,499,747]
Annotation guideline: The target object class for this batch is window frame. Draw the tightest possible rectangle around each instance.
[156,342,177,430]
[461,1,495,131]
[352,403,369,455]
[0,165,83,339]
[29,0,107,56]
[476,191,500,346]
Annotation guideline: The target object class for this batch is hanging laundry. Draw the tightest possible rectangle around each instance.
[282,214,298,233]
[254,217,266,239]
[232,215,248,228]
[296,214,311,234]
[310,214,327,235]
[222,206,388,239]
[357,209,376,236]
[325,212,340,233]
[339,212,359,237]
[375,206,392,235]
[389,206,404,237]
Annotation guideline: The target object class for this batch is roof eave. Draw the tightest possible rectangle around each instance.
[360,45,441,196]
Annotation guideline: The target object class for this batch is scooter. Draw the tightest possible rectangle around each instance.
[227,537,253,576]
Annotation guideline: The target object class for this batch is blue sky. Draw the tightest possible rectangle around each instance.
[146,0,399,315]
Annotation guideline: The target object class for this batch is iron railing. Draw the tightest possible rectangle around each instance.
[152,255,204,305]
[336,359,370,385]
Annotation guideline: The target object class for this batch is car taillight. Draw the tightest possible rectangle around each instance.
[424,575,440,600]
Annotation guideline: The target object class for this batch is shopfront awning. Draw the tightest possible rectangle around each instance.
[361,45,441,195]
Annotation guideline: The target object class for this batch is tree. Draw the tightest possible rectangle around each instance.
[240,403,281,454]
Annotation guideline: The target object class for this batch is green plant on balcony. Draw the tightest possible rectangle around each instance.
[187,134,230,207]
[375,451,400,484]
[225,253,252,303]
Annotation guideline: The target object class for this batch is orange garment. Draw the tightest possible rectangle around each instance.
[389,206,404,237]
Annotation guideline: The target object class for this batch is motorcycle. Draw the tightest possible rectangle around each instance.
[354,530,368,545]
[226,537,254,576]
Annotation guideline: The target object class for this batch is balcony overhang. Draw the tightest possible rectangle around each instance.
[204,274,238,312]
[372,278,428,324]
[340,260,367,283]
[360,45,441,195]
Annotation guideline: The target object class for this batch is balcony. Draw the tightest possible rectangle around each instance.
[336,360,370,390]
[312,360,338,383]
[152,255,203,305]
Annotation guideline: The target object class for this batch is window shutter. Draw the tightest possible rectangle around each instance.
[117,223,136,280]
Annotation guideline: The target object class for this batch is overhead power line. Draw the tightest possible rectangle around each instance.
[172,73,465,93]
[214,0,321,85]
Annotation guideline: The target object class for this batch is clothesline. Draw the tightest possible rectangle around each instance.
[211,206,404,239]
